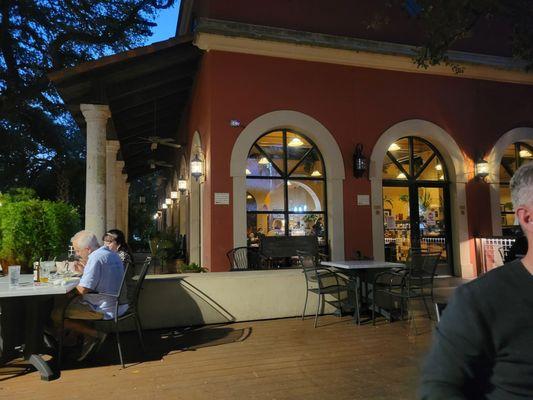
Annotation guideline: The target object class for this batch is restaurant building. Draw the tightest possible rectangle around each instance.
[50,0,533,278]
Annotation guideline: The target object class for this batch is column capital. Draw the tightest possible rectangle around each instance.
[81,104,111,121]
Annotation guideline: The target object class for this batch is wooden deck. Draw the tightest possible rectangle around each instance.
[0,316,433,399]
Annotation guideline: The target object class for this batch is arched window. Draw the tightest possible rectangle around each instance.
[382,137,451,273]
[499,142,533,235]
[245,130,327,248]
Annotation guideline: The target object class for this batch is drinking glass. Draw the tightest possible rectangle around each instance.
[8,265,21,286]
[40,261,54,283]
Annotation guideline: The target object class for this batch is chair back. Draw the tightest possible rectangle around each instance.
[227,247,248,270]
[405,251,441,294]
[297,250,322,285]
[130,256,152,312]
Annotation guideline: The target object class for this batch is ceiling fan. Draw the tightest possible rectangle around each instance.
[147,159,174,169]
[135,136,182,151]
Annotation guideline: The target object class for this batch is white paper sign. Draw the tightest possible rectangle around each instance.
[357,195,370,206]
[214,193,230,205]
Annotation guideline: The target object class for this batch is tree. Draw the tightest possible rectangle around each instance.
[400,0,533,72]
[0,0,177,206]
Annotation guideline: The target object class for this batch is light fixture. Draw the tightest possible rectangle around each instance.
[246,194,253,199]
[475,158,489,181]
[170,191,178,200]
[311,170,322,177]
[165,198,172,205]
[139,196,146,204]
[246,168,251,175]
[162,203,168,209]
[258,156,270,165]
[153,213,159,220]
[191,153,203,181]
[288,137,304,147]
[519,149,532,158]
[439,175,445,180]
[435,163,442,171]
[353,143,368,178]
[230,119,241,127]
[178,176,187,194]
[397,172,407,179]
[388,143,401,151]
[287,180,292,186]
[150,162,156,169]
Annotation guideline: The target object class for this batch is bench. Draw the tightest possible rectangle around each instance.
[259,236,319,268]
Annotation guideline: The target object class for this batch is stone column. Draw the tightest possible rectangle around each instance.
[124,181,130,239]
[81,104,111,240]
[115,161,125,232]
[105,140,120,231]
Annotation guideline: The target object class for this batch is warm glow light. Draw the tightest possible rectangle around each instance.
[287,180,292,186]
[397,172,407,179]
[519,149,532,158]
[388,143,401,151]
[191,154,203,180]
[178,178,187,193]
[162,203,168,209]
[165,198,172,205]
[153,213,159,220]
[435,164,442,171]
[311,170,322,177]
[439,175,445,180]
[246,168,251,175]
[258,157,270,165]
[288,137,304,147]
[170,191,178,199]
[246,194,253,199]
[475,159,489,179]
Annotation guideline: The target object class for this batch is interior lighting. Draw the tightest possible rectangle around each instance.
[397,172,407,179]
[519,149,532,158]
[162,203,168,209]
[246,168,251,175]
[475,158,489,181]
[311,170,322,177]
[165,198,172,205]
[170,191,178,200]
[435,164,442,171]
[258,157,270,165]
[388,143,401,151]
[288,138,304,147]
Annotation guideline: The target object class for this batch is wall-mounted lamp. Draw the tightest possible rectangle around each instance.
[178,176,187,194]
[139,196,146,204]
[475,158,489,181]
[162,203,168,210]
[165,198,172,205]
[191,153,203,181]
[353,143,368,178]
[170,191,179,200]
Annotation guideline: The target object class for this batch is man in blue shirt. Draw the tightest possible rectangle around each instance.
[56,230,127,361]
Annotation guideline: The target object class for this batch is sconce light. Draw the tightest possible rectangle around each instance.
[165,198,172,205]
[191,153,203,181]
[353,143,368,178]
[170,191,178,200]
[475,158,489,181]
[153,211,161,220]
[178,176,187,194]
[139,196,146,204]
[162,203,168,210]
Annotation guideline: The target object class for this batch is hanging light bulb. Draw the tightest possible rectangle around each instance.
[388,143,401,151]
[435,163,442,171]
[311,170,322,177]
[246,194,253,199]
[246,168,251,175]
[519,149,532,158]
[397,172,407,179]
[439,175,445,180]
[288,137,304,147]
[258,157,270,165]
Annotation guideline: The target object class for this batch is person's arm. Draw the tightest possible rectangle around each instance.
[77,256,102,294]
[419,285,492,399]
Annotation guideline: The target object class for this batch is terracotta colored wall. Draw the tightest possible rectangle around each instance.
[193,51,533,272]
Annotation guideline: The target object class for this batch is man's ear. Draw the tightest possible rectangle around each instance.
[516,206,533,232]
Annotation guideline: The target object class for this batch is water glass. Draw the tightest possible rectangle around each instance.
[40,261,54,283]
[8,265,21,286]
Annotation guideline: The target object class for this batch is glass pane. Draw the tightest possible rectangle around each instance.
[499,143,516,182]
[387,138,410,176]
[417,155,446,181]
[383,154,408,180]
[418,187,447,261]
[266,214,286,236]
[383,186,411,262]
[290,148,324,178]
[289,213,326,246]
[287,180,325,212]
[247,145,281,177]
[256,131,285,174]
[287,131,312,171]
[412,139,435,178]
[246,179,285,212]
[246,214,286,244]
[499,185,515,228]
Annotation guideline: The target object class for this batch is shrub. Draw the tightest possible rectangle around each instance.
[0,190,80,271]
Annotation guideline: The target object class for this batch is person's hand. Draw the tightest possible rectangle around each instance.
[73,260,85,273]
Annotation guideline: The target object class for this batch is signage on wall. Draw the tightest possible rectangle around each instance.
[214,193,230,205]
[357,195,370,206]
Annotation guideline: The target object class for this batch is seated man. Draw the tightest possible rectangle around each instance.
[419,162,533,399]
[53,230,127,361]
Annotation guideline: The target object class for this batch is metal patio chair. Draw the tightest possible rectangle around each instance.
[227,247,249,270]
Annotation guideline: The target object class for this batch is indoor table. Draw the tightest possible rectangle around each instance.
[0,273,79,380]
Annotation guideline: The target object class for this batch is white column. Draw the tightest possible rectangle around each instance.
[81,104,111,240]
[105,140,120,231]
[115,161,125,232]
[124,181,130,238]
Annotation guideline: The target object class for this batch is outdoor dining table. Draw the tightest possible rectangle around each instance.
[0,273,79,380]
[320,260,405,323]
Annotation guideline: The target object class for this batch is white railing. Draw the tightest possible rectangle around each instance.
[477,237,516,273]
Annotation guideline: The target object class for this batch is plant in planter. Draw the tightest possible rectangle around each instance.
[178,262,207,273]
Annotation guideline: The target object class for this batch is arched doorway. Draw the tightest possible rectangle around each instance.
[245,129,328,252]
[382,136,452,274]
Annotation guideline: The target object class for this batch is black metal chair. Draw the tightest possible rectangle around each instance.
[59,256,152,368]
[372,251,441,325]
[226,247,249,270]
[298,251,352,328]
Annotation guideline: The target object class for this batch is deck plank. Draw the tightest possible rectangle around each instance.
[0,316,433,399]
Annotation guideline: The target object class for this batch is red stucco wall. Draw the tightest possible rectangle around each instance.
[189,50,533,272]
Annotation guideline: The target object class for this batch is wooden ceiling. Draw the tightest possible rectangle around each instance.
[49,36,202,180]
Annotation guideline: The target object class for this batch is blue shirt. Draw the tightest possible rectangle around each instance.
[79,246,128,319]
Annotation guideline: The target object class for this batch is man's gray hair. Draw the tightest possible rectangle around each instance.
[510,162,533,209]
[71,230,100,250]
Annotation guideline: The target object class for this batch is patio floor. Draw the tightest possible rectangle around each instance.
[0,315,433,399]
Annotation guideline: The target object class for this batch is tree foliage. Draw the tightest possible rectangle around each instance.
[401,0,533,71]
[0,0,177,205]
